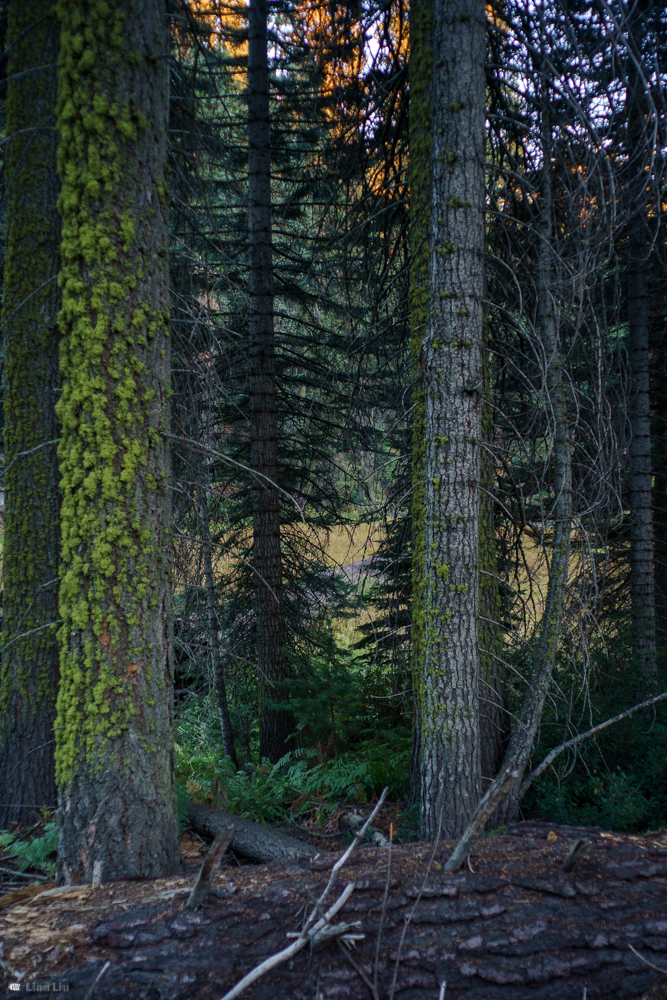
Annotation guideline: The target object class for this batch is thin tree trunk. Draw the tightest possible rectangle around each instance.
[495,102,572,825]
[626,55,656,675]
[628,228,656,675]
[652,377,667,658]
[0,1,60,830]
[198,486,238,768]
[54,0,181,883]
[248,0,293,763]
[415,0,486,840]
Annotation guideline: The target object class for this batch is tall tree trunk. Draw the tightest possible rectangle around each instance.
[652,363,667,659]
[626,53,656,676]
[406,0,433,811]
[54,0,181,883]
[198,486,238,768]
[248,0,293,763]
[0,1,61,830]
[495,102,572,825]
[414,0,486,840]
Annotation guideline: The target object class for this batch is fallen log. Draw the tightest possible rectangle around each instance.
[8,822,667,1000]
[186,802,314,864]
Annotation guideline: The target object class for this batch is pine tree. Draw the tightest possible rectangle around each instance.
[411,0,486,839]
[54,0,181,882]
[0,0,61,829]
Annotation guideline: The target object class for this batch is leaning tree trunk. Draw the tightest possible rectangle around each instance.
[198,486,238,769]
[494,101,572,826]
[626,55,656,677]
[414,0,486,839]
[0,0,61,830]
[248,0,293,763]
[54,0,182,883]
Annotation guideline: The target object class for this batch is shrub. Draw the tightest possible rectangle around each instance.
[0,822,58,878]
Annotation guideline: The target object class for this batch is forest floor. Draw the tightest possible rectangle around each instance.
[1,817,667,1000]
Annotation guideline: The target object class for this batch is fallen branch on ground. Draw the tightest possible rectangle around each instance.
[219,882,357,1000]
[218,788,388,1000]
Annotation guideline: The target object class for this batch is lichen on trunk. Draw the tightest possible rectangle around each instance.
[54,0,181,882]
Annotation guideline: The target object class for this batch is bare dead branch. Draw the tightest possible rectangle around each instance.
[187,829,232,909]
[520,690,667,798]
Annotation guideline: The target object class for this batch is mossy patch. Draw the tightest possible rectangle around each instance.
[53,0,170,784]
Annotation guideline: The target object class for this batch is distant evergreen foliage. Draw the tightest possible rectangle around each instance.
[166,1,414,740]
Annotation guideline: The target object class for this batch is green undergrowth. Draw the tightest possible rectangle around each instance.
[523,622,667,832]
[175,630,414,831]
[176,735,411,828]
[176,676,411,830]
[0,822,58,878]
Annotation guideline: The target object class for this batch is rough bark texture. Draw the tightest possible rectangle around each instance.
[494,102,572,827]
[9,823,667,1000]
[653,362,667,659]
[0,1,61,829]
[187,802,314,864]
[248,0,293,764]
[198,488,237,768]
[479,338,507,786]
[416,0,486,839]
[406,0,432,810]
[626,53,656,676]
[53,0,182,883]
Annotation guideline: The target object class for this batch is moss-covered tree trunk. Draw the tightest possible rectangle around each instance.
[248,0,293,763]
[54,0,182,883]
[412,0,486,840]
[0,1,61,830]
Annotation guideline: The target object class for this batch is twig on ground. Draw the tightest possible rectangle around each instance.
[388,805,444,1000]
[187,829,232,909]
[628,943,667,975]
[219,788,388,1000]
[219,882,356,1000]
[303,787,388,933]
[338,939,380,1000]
[0,866,48,881]
[373,823,393,997]
[83,960,110,1000]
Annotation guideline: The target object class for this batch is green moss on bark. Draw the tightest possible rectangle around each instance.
[54,0,171,785]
